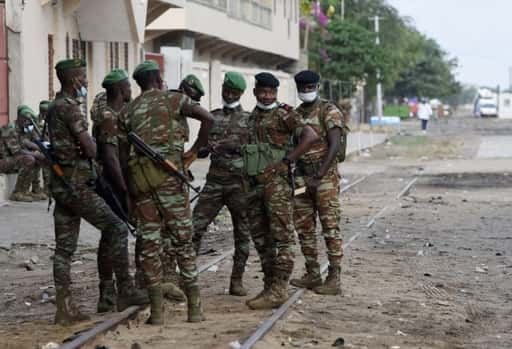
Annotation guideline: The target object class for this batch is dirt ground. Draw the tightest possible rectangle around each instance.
[1,114,511,349]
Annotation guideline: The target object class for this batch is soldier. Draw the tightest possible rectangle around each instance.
[48,59,148,326]
[0,111,43,202]
[9,106,46,201]
[192,71,252,296]
[91,69,134,313]
[178,74,205,102]
[118,60,213,324]
[243,72,319,310]
[290,70,347,295]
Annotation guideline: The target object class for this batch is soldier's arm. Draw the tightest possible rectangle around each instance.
[182,103,214,153]
[286,125,318,162]
[316,127,342,178]
[100,116,128,194]
[65,103,97,158]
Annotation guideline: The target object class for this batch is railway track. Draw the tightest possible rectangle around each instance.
[56,174,409,349]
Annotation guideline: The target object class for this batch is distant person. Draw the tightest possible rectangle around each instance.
[417,98,432,133]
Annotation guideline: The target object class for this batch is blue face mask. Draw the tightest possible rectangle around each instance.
[76,86,88,98]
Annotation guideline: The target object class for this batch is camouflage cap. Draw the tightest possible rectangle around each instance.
[55,58,86,72]
[132,60,160,79]
[223,71,246,92]
[102,69,129,88]
[39,100,51,112]
[183,74,205,96]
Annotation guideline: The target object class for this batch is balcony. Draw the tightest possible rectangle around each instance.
[189,0,272,29]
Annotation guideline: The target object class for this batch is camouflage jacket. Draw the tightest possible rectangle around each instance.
[91,93,123,168]
[248,103,304,162]
[47,91,93,185]
[295,98,344,165]
[118,89,196,168]
[208,106,250,177]
[0,124,22,159]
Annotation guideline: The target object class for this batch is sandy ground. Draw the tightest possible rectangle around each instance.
[0,114,511,349]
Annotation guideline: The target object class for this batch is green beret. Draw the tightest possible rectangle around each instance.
[102,69,129,88]
[39,100,50,112]
[132,60,160,79]
[55,58,86,72]
[223,71,246,92]
[183,74,204,96]
[17,105,36,118]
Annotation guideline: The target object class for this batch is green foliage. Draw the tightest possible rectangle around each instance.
[384,104,410,119]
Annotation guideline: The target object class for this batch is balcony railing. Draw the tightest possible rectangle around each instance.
[189,0,272,30]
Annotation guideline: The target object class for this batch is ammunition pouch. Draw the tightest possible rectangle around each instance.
[127,157,168,196]
[242,143,286,177]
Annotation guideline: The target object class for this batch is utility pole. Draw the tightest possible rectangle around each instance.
[341,0,345,20]
[371,15,384,119]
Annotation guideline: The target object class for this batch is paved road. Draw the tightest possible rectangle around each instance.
[477,136,512,158]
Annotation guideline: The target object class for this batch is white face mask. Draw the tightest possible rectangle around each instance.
[76,86,88,98]
[222,99,240,109]
[256,101,278,110]
[298,91,318,103]
[24,125,34,133]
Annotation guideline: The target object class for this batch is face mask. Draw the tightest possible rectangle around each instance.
[223,99,240,109]
[76,86,88,98]
[256,101,277,110]
[298,91,318,103]
[24,125,34,133]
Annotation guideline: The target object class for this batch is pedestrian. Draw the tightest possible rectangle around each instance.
[418,98,432,133]
[192,71,252,296]
[48,58,148,326]
[243,72,319,310]
[118,60,213,324]
[291,70,347,295]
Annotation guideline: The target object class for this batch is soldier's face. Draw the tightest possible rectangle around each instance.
[298,83,318,93]
[120,80,132,103]
[222,86,242,104]
[254,86,277,105]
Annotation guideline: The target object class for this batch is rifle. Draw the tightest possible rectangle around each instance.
[29,120,76,196]
[127,131,201,201]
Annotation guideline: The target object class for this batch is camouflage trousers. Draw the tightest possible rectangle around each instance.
[133,175,198,289]
[294,166,343,269]
[16,165,45,193]
[247,174,295,282]
[192,175,251,278]
[0,155,38,193]
[51,182,131,291]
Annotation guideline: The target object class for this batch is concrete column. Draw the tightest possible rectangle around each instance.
[161,46,181,89]
[209,59,222,111]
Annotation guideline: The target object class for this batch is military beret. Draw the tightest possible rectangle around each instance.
[132,60,160,79]
[55,58,86,72]
[182,74,205,96]
[223,71,246,92]
[102,69,129,88]
[39,100,51,112]
[255,72,280,88]
[17,105,37,123]
[294,70,320,85]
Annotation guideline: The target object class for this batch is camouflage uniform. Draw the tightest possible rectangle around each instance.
[0,125,37,195]
[15,126,45,199]
[192,106,251,293]
[292,99,344,293]
[118,89,199,291]
[245,104,305,296]
[48,91,142,319]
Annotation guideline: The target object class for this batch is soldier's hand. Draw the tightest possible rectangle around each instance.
[182,150,198,169]
[306,175,321,195]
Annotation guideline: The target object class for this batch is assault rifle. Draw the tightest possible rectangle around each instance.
[127,131,201,202]
[29,121,76,196]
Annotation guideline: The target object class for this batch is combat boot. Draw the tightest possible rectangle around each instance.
[185,285,204,322]
[146,286,164,325]
[162,281,186,302]
[54,288,90,326]
[97,280,117,313]
[314,266,341,295]
[245,271,273,307]
[290,261,322,289]
[31,188,48,201]
[246,278,289,310]
[229,277,247,296]
[9,191,33,202]
[117,280,149,312]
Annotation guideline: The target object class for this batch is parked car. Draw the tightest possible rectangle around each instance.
[476,102,498,117]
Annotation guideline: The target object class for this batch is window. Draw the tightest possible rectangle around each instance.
[114,42,119,68]
[48,34,54,99]
[72,39,79,59]
[65,32,70,58]
[124,43,129,71]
